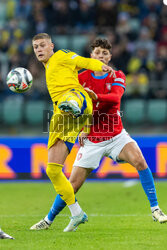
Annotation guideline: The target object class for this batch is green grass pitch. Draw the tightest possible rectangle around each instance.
[0,181,167,250]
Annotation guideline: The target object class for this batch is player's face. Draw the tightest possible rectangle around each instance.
[91,47,111,65]
[32,38,54,63]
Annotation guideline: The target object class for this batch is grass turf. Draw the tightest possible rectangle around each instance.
[0,181,167,250]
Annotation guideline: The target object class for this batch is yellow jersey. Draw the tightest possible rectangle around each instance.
[44,49,104,102]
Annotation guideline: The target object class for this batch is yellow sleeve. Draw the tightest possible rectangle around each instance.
[63,51,104,72]
[73,55,104,72]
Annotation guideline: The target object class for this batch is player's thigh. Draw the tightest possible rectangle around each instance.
[118,142,147,170]
[69,166,92,193]
[106,129,135,162]
[48,139,69,164]
[73,140,104,169]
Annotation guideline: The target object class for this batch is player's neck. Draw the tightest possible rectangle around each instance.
[93,71,106,76]
[42,51,54,66]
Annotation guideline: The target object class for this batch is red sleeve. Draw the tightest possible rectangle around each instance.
[97,86,124,103]
[97,70,126,103]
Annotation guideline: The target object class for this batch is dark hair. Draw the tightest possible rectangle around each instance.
[32,33,51,42]
[90,38,112,53]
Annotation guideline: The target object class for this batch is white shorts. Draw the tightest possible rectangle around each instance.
[73,129,136,169]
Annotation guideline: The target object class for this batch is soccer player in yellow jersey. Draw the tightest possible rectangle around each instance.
[31,33,114,232]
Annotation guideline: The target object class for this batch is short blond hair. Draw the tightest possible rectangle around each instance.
[32,33,51,42]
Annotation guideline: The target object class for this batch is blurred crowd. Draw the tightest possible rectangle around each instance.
[0,0,167,101]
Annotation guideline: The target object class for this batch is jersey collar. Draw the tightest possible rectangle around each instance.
[91,72,109,79]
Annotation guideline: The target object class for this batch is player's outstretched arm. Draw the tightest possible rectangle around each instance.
[72,54,115,75]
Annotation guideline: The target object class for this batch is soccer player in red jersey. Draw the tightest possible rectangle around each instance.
[30,38,167,231]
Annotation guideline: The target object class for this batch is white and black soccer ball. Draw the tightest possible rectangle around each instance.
[6,67,33,93]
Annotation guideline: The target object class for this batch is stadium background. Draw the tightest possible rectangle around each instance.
[0,0,167,180]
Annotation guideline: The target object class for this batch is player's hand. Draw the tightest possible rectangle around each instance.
[84,87,98,100]
[102,65,116,78]
[79,132,89,147]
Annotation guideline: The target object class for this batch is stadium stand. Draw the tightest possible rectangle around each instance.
[147,99,167,124]
[124,99,146,125]
[25,100,46,125]
[2,96,23,125]
[52,35,70,50]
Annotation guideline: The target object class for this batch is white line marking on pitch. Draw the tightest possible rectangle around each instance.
[0,214,151,218]
[123,180,138,188]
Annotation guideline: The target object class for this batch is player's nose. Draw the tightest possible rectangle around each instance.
[99,53,104,58]
[37,47,43,52]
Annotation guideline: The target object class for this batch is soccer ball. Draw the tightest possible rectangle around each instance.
[6,67,33,93]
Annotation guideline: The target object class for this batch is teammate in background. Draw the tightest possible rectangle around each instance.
[31,33,114,232]
[31,38,167,232]
[0,228,14,239]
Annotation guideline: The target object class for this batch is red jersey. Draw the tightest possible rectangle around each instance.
[78,70,126,143]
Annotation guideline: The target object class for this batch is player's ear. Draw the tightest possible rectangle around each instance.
[51,43,54,49]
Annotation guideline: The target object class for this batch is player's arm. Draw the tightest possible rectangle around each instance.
[65,52,114,74]
[85,71,126,104]
[96,86,124,103]
[77,56,115,75]
[74,55,103,72]
[85,86,124,103]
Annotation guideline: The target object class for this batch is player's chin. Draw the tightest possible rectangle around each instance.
[37,57,45,62]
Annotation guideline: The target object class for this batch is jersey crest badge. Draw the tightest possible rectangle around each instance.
[106,83,112,91]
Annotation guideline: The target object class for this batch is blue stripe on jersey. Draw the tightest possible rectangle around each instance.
[112,83,126,89]
[64,141,74,152]
[79,92,87,115]
[61,49,70,53]
[91,72,108,79]
[70,89,87,116]
[61,49,67,53]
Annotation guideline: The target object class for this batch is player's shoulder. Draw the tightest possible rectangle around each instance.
[112,70,126,88]
[55,49,75,58]
[58,49,71,54]
[53,50,78,64]
[58,49,78,57]
[114,70,126,80]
